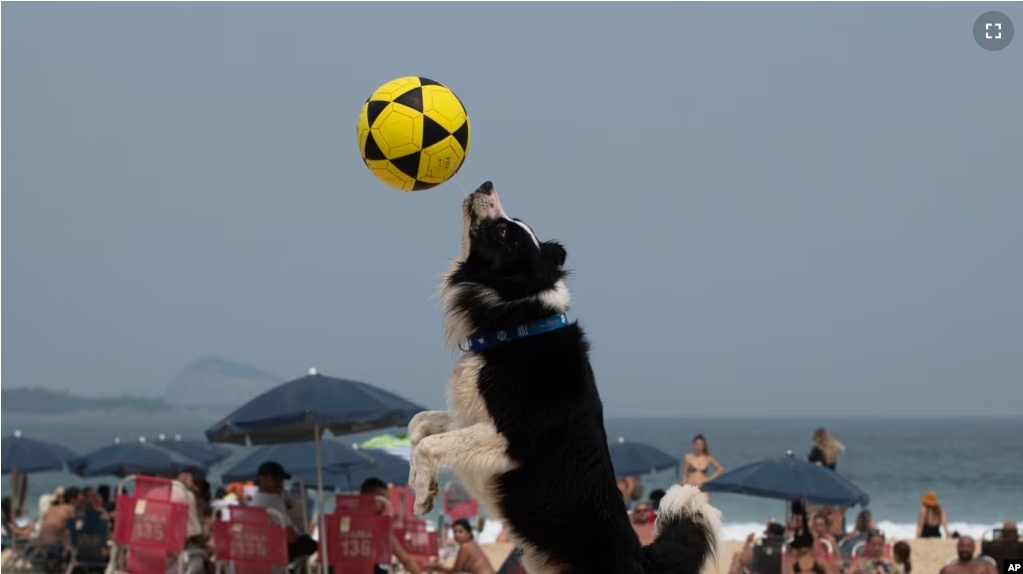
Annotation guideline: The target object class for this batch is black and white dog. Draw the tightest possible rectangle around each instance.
[408,181,721,574]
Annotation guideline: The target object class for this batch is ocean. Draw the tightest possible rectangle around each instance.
[3,415,1021,541]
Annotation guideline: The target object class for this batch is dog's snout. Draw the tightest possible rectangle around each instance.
[476,181,494,195]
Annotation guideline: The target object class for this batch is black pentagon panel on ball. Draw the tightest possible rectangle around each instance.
[362,131,386,161]
[421,115,451,149]
[452,121,470,152]
[392,87,424,113]
[390,151,422,180]
[418,77,443,87]
[412,179,439,191]
[365,100,389,128]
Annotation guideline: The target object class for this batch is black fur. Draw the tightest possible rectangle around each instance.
[443,182,715,574]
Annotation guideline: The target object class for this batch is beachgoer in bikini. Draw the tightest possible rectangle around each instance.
[787,529,837,574]
[916,491,950,539]
[681,434,724,488]
[807,428,845,471]
[423,518,495,574]
[938,537,997,574]
[848,531,895,574]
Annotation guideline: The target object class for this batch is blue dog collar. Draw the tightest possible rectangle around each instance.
[460,314,570,353]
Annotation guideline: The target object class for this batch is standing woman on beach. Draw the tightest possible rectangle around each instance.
[807,428,845,471]
[681,434,724,488]
[916,491,950,538]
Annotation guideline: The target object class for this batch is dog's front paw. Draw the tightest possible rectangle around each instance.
[412,481,438,515]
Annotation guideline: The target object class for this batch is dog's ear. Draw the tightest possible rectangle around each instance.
[540,241,567,269]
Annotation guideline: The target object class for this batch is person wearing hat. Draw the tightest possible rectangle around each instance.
[916,491,949,539]
[251,461,318,562]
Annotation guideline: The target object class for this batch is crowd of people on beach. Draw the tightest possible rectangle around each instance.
[619,427,1022,574]
[4,427,1021,574]
[2,460,500,574]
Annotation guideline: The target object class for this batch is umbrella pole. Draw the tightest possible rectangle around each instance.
[314,425,329,568]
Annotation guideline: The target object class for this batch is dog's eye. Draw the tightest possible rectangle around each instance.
[496,222,508,239]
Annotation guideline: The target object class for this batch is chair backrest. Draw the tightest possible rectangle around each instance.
[334,494,379,514]
[389,486,416,522]
[752,537,785,574]
[324,504,393,573]
[213,505,289,574]
[443,489,479,521]
[981,539,1021,565]
[111,475,191,574]
[394,518,439,568]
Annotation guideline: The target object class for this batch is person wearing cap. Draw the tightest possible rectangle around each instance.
[251,461,318,562]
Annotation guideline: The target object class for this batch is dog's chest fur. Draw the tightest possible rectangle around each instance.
[446,354,490,428]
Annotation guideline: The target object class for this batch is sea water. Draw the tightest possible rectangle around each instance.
[3,415,1020,541]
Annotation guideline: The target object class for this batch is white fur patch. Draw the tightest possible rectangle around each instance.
[656,485,723,570]
[509,218,540,248]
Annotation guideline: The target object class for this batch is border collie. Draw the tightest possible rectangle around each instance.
[408,181,721,574]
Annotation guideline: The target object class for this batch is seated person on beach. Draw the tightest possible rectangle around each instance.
[681,434,724,488]
[171,467,211,574]
[847,531,894,574]
[842,510,875,544]
[360,477,424,574]
[423,518,495,574]
[810,513,839,558]
[998,521,1020,542]
[916,491,950,539]
[939,537,997,574]
[249,461,317,562]
[787,529,837,574]
[727,533,756,574]
[2,497,36,541]
[891,541,911,574]
[38,487,83,545]
[822,505,847,538]
[629,501,656,546]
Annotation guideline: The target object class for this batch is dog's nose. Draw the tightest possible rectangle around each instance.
[476,181,494,195]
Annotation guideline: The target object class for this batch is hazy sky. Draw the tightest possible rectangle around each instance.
[3,3,1021,417]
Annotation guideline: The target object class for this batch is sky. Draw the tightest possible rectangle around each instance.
[2,3,1021,417]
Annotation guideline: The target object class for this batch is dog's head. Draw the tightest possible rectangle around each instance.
[440,181,571,350]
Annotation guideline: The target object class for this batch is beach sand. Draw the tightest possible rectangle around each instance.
[472,538,962,573]
[1,538,963,573]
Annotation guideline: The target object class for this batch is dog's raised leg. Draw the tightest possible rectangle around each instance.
[407,411,452,491]
[410,422,515,515]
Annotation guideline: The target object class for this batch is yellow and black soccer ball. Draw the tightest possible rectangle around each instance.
[357,76,471,192]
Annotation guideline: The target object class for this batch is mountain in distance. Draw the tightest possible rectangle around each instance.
[163,356,282,407]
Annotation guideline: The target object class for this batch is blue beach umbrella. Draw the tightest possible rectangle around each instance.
[220,441,374,484]
[69,437,206,478]
[608,438,679,477]
[205,369,426,445]
[701,451,869,507]
[156,434,233,467]
[205,368,427,563]
[291,449,411,490]
[2,431,81,474]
